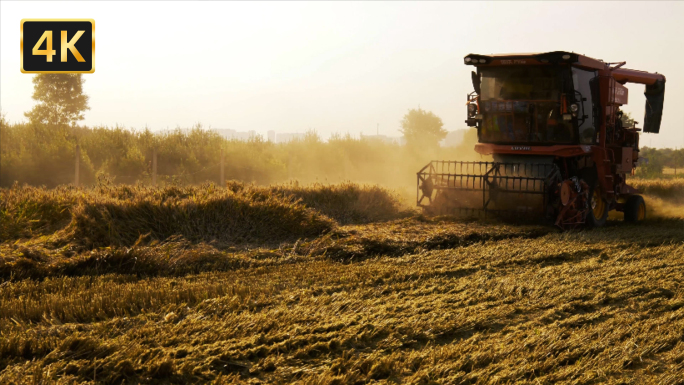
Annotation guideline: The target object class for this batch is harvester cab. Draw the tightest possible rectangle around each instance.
[417,51,666,229]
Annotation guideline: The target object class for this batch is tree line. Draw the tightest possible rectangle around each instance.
[1,74,679,188]
[1,74,466,188]
[637,147,684,177]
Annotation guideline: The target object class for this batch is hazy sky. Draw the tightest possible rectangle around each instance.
[2,1,683,148]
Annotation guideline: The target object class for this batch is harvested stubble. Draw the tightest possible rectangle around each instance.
[0,217,546,281]
[2,216,684,383]
[2,182,684,384]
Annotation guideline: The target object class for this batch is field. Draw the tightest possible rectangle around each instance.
[1,180,684,384]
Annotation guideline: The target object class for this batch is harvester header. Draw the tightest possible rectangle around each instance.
[418,51,665,228]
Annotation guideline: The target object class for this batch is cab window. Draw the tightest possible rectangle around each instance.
[572,68,598,144]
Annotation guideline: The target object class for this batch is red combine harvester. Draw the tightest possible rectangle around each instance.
[417,51,666,229]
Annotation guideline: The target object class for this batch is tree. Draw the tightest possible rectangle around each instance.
[637,147,665,177]
[400,108,447,148]
[620,111,636,128]
[25,74,89,126]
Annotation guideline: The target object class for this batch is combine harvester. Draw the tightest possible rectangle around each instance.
[417,51,665,229]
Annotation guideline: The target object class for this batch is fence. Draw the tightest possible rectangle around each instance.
[68,147,311,187]
[72,146,227,187]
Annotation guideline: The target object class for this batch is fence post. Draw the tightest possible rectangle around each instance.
[74,144,80,187]
[220,148,225,186]
[287,153,292,180]
[152,148,157,186]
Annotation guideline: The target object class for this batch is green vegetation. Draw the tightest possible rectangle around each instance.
[1,75,472,189]
[0,117,481,189]
[400,107,447,148]
[24,74,90,127]
[636,147,684,178]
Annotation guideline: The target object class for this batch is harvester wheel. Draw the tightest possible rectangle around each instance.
[624,195,646,222]
[587,182,608,228]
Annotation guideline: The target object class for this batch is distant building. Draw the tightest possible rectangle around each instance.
[212,129,261,141]
[267,130,276,142]
[275,133,306,143]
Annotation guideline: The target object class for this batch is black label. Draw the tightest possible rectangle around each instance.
[21,19,94,73]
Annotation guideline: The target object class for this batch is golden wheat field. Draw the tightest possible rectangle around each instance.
[1,180,683,384]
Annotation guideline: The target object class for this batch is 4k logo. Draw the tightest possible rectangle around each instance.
[21,19,95,73]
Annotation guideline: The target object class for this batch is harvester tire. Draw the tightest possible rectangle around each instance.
[624,195,646,222]
[587,182,608,228]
